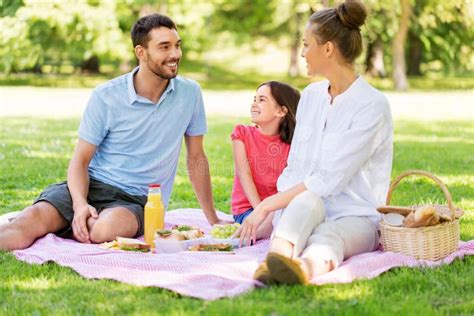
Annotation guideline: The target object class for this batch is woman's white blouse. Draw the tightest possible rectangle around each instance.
[277,76,393,224]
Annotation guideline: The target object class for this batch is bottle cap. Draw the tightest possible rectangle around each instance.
[148,183,161,188]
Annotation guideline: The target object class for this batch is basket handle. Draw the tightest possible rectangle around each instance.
[386,170,455,217]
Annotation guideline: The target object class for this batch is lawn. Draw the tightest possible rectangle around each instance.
[0,117,473,315]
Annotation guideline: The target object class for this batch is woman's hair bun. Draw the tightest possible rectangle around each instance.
[335,1,367,30]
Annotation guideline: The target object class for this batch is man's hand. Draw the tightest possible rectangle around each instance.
[72,203,98,243]
[67,139,98,243]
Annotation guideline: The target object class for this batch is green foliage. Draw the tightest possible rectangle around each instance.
[211,0,278,41]
[0,117,473,314]
[364,0,473,76]
[412,0,474,74]
[0,0,472,78]
[0,15,38,73]
[166,1,215,57]
[0,0,23,17]
[0,0,130,74]
[364,0,399,71]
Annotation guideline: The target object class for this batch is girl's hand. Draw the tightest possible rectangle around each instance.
[237,206,268,247]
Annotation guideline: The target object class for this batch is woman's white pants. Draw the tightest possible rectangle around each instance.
[272,191,379,268]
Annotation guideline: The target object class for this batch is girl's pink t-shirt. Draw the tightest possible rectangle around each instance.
[231,125,290,215]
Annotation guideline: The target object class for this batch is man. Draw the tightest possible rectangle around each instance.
[0,14,229,251]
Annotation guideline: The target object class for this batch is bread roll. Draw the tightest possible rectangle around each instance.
[414,205,436,222]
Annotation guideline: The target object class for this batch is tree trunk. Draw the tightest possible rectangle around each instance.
[392,0,411,91]
[366,38,386,78]
[81,55,100,73]
[32,62,42,74]
[406,30,423,76]
[288,1,302,77]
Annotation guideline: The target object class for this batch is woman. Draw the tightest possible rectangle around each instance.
[237,1,393,285]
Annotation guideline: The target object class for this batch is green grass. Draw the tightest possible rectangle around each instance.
[0,117,473,315]
[1,60,473,91]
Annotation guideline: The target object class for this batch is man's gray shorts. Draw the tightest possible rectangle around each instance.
[34,178,147,237]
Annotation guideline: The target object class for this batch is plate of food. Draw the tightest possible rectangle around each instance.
[154,225,210,253]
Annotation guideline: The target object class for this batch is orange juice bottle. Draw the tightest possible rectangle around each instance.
[144,183,164,247]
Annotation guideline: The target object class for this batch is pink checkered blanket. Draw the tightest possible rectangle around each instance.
[13,209,474,300]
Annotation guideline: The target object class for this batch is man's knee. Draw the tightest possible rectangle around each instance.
[0,202,66,250]
[13,203,58,232]
[89,222,136,243]
[88,209,138,243]
[89,222,115,243]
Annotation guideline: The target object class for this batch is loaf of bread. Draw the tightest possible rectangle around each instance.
[403,205,440,228]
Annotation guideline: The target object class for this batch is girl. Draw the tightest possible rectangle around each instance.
[239,1,393,285]
[231,81,300,240]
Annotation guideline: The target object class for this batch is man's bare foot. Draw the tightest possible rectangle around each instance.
[268,237,294,257]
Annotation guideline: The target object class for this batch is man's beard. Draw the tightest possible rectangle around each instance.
[146,54,179,80]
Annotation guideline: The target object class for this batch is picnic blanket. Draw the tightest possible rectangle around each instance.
[13,208,474,300]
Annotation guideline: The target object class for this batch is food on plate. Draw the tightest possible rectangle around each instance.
[155,229,173,238]
[154,225,204,241]
[155,229,185,241]
[188,243,233,252]
[210,223,240,239]
[101,237,151,252]
[174,225,194,231]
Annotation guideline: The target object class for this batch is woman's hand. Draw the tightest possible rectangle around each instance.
[236,205,268,247]
[233,185,307,246]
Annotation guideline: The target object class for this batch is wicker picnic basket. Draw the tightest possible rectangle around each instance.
[377,170,463,260]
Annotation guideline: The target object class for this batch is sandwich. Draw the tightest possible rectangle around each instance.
[103,237,150,252]
[188,243,233,252]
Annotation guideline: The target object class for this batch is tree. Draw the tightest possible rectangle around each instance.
[210,0,315,77]
[0,0,23,17]
[288,1,310,77]
[392,0,411,90]
[406,0,424,76]
[0,0,129,74]
[0,16,38,74]
[363,0,397,78]
[410,0,473,75]
[365,0,472,82]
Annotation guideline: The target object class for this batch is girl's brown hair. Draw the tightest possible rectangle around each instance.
[308,1,367,63]
[258,81,300,144]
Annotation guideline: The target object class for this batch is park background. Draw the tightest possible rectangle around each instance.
[0,0,473,315]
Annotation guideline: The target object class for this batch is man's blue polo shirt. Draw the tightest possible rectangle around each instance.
[78,67,207,208]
